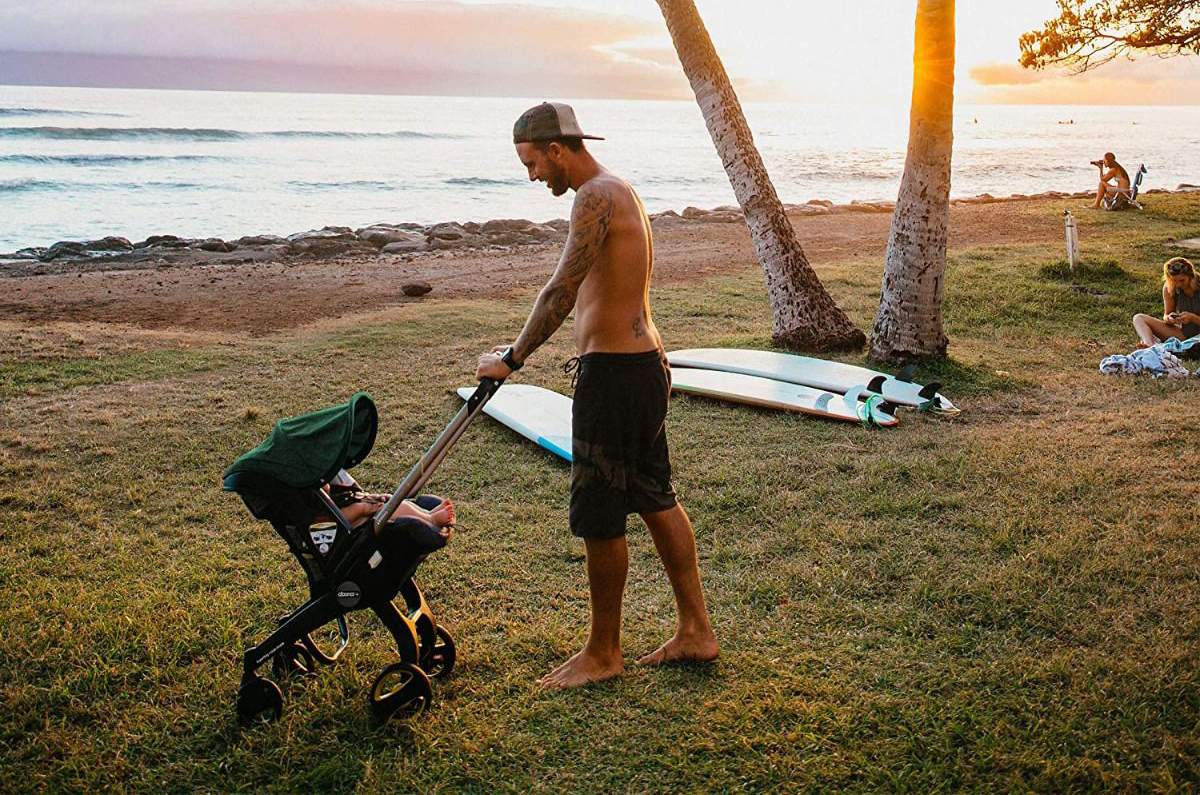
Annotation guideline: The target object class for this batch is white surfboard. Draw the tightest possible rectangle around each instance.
[669,368,899,427]
[667,348,958,413]
[457,384,572,462]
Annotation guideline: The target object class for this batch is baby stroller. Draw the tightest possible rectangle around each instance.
[223,377,503,726]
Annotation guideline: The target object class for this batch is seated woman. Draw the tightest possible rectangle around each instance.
[1133,257,1200,347]
[1090,152,1130,209]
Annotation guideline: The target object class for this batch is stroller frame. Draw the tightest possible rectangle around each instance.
[225,376,504,726]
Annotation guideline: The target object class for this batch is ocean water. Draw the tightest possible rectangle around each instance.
[1,85,1197,252]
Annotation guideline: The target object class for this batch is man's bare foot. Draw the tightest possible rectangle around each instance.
[637,630,719,666]
[538,649,624,690]
[1135,342,1151,349]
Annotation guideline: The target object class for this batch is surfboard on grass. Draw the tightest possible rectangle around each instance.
[667,348,958,414]
[456,384,572,462]
[669,368,899,427]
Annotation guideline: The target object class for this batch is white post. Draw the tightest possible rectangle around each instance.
[1064,209,1079,270]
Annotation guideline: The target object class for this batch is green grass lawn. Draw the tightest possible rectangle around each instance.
[2,196,1199,793]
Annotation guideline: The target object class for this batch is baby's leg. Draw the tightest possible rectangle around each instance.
[413,495,454,527]
[411,495,446,511]
[339,500,377,525]
[426,499,455,528]
[390,496,455,528]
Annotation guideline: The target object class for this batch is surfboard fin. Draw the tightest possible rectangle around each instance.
[896,364,917,383]
[917,382,941,399]
[916,393,962,415]
[843,387,870,425]
[857,394,891,429]
[866,375,886,394]
[931,397,962,415]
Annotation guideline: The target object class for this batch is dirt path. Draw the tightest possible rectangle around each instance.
[1,201,1063,334]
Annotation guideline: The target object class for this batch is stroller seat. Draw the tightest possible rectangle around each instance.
[224,392,457,726]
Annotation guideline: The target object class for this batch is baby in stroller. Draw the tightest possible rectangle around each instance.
[224,391,463,726]
[322,469,456,530]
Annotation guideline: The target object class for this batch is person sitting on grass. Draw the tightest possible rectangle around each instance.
[1089,152,1130,210]
[1133,257,1200,348]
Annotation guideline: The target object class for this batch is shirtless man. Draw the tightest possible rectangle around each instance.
[475,102,718,689]
[1090,151,1130,209]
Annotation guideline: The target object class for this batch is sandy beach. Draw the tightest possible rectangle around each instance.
[1,191,1150,335]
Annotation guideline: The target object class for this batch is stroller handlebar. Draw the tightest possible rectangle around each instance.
[372,375,505,533]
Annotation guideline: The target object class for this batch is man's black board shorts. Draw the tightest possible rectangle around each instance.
[570,350,677,539]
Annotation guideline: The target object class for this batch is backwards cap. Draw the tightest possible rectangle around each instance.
[513,102,604,144]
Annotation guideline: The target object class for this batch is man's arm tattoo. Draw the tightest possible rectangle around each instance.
[512,185,614,361]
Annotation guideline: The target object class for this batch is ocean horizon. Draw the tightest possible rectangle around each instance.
[2,84,1198,252]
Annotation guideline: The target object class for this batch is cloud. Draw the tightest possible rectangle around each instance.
[601,44,685,71]
[969,63,1048,86]
[967,56,1200,104]
[0,0,710,99]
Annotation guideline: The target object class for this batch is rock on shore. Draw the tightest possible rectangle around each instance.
[4,188,1190,266]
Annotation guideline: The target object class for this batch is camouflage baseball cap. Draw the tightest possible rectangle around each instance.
[513,102,604,144]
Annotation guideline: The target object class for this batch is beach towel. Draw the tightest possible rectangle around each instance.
[1099,336,1200,378]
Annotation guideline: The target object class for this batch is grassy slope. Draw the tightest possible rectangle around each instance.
[1,196,1198,794]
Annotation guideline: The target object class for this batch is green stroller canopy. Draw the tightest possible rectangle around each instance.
[223,392,378,490]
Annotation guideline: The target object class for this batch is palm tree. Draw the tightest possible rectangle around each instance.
[869,0,955,363]
[655,0,864,352]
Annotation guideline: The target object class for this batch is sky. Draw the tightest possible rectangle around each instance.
[1,0,1197,104]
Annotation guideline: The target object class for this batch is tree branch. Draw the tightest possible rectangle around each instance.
[1020,0,1200,73]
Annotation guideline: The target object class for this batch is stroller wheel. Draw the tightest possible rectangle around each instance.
[236,677,283,726]
[369,662,432,723]
[272,642,316,680]
[423,626,457,679]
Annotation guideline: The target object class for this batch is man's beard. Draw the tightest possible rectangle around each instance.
[548,166,569,196]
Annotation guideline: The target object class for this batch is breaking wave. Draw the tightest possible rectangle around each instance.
[0,126,465,141]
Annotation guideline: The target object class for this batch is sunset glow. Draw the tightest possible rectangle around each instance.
[1,0,1197,103]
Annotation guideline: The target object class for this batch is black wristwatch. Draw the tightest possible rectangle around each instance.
[500,346,524,372]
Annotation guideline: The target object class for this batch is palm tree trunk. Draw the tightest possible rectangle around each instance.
[655,0,864,352]
[869,0,955,363]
